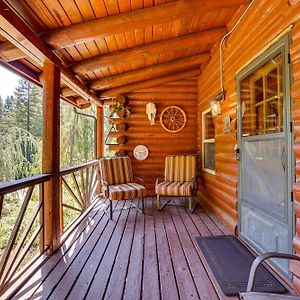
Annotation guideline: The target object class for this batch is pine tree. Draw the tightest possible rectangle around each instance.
[0,80,43,181]
[0,95,3,123]
[3,96,14,116]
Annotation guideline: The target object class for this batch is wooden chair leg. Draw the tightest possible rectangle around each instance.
[156,194,160,210]
[110,200,113,220]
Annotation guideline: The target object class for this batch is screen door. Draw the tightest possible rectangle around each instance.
[237,35,294,276]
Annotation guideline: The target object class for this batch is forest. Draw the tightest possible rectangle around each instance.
[0,78,96,260]
[0,79,96,184]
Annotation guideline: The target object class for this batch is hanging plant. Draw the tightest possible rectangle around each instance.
[110,102,131,118]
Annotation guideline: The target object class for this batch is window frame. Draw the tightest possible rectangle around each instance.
[202,108,216,175]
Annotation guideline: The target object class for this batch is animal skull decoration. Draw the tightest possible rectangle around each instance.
[146,103,157,125]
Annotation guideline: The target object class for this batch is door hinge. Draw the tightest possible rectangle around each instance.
[290,121,293,133]
[291,191,294,202]
[288,52,291,64]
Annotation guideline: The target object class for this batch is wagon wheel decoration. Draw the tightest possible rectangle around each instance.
[160,106,187,133]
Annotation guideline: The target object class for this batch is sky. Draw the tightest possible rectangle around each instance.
[0,65,20,101]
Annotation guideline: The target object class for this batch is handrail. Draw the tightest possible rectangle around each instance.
[0,174,52,195]
[59,160,98,176]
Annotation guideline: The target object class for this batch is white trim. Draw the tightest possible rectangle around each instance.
[203,168,216,176]
[202,108,216,175]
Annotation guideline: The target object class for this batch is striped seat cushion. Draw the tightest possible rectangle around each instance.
[165,154,197,182]
[99,156,133,185]
[106,183,146,201]
[155,181,195,196]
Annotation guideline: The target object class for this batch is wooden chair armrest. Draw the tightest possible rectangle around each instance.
[100,178,109,187]
[133,176,145,186]
[155,177,162,186]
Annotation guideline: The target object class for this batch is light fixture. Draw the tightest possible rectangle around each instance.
[210,99,221,117]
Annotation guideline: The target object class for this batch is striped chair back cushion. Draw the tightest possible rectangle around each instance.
[164,154,197,182]
[99,156,133,185]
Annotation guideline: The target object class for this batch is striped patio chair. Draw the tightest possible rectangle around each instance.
[155,154,197,212]
[99,156,146,219]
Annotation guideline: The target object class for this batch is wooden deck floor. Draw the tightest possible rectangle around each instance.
[9,197,235,300]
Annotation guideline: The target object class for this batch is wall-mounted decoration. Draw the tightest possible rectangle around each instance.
[160,106,187,133]
[146,102,157,125]
[223,115,231,134]
[133,145,149,160]
[210,99,222,117]
[110,102,131,118]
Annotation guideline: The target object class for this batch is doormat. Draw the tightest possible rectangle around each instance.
[195,235,287,296]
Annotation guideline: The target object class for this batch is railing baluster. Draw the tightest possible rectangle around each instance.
[89,167,99,202]
[88,166,95,204]
[0,185,34,282]
[1,200,42,284]
[61,178,84,210]
[62,203,83,213]
[0,194,4,217]
[4,225,43,285]
[71,173,84,207]
[85,167,89,209]
[39,182,44,253]
[0,174,51,291]
[80,169,86,207]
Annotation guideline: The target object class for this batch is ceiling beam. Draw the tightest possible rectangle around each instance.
[42,0,250,49]
[100,69,201,97]
[0,60,40,86]
[0,41,26,62]
[0,1,101,107]
[89,54,209,91]
[72,27,226,75]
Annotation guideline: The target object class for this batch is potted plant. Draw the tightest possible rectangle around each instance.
[111,102,131,118]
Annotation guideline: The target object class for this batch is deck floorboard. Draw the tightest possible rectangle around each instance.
[8,197,239,300]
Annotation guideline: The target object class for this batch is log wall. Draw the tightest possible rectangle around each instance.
[197,0,300,291]
[108,78,198,195]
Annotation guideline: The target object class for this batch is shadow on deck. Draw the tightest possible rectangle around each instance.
[7,197,235,300]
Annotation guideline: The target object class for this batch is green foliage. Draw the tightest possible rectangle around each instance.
[0,127,41,181]
[0,77,96,268]
[110,102,131,118]
[0,80,43,182]
[60,103,96,168]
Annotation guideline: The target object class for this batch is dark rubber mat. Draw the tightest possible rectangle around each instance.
[195,235,287,296]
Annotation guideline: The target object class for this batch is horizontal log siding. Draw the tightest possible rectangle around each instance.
[197,0,300,291]
[111,79,198,195]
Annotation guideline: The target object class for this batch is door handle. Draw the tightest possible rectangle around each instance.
[281,145,286,171]
[234,144,240,161]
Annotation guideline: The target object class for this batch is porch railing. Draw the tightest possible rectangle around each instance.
[0,174,51,291]
[60,160,101,232]
[0,160,102,293]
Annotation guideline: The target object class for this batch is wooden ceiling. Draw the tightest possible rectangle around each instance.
[0,0,250,108]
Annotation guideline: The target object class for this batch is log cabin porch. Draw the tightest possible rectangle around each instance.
[2,197,236,300]
[1,0,300,299]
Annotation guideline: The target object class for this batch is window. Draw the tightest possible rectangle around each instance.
[240,53,283,136]
[202,108,215,174]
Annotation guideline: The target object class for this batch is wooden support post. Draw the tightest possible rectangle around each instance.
[41,59,61,253]
[96,107,104,158]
